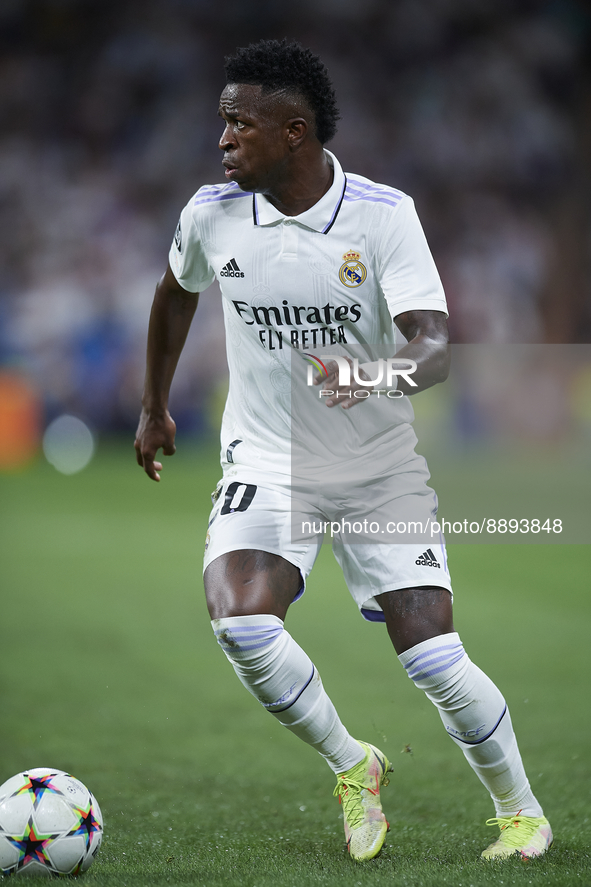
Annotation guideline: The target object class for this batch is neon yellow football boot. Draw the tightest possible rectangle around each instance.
[333,741,393,862]
[481,813,553,860]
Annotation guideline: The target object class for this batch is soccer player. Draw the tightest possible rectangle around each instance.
[135,39,552,863]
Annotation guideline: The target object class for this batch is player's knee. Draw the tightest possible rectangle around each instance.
[378,586,454,654]
[204,588,250,620]
[204,551,300,620]
[205,589,286,620]
[203,562,263,619]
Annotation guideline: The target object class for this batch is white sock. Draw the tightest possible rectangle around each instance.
[212,614,364,774]
[399,632,544,818]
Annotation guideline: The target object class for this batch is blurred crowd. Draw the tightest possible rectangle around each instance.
[0,0,590,433]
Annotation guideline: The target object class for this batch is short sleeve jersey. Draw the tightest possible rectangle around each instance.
[169,151,447,475]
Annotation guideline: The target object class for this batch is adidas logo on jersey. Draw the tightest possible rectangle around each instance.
[415,548,441,568]
[220,258,244,278]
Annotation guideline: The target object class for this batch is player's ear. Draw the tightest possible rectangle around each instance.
[286,117,308,149]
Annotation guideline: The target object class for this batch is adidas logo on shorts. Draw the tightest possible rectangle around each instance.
[415,548,441,568]
[220,258,244,278]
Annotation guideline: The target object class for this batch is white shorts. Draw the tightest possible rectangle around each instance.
[203,457,452,623]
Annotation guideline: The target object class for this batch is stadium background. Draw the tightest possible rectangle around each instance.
[1,2,590,885]
[0,0,590,439]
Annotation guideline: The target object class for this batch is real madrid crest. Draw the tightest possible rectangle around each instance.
[339,250,367,288]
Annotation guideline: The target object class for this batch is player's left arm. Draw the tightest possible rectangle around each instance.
[391,308,450,395]
[318,309,449,408]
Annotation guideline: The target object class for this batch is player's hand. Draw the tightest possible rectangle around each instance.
[313,357,371,409]
[134,408,177,481]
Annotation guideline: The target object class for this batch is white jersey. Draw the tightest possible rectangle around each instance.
[169,151,447,476]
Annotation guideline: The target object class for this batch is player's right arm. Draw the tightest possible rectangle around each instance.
[134,263,199,481]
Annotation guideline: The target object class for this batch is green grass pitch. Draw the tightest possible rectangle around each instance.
[1,441,590,886]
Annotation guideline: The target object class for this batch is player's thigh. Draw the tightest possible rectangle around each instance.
[333,537,453,620]
[203,474,321,619]
[334,536,454,652]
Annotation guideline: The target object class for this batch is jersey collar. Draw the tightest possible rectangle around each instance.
[252,150,346,235]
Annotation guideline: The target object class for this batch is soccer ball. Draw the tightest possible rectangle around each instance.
[0,768,103,876]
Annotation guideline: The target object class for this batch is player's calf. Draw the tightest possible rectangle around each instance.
[398,631,550,854]
[211,614,364,773]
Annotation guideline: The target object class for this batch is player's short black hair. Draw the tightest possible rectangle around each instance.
[224,39,340,144]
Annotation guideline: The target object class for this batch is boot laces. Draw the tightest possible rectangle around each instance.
[485,811,539,848]
[333,770,389,831]
[333,777,370,830]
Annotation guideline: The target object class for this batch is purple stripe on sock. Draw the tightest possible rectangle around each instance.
[404,641,463,670]
[217,638,280,653]
[220,639,277,652]
[407,649,465,681]
[215,628,283,641]
[407,648,463,673]
[215,624,283,652]
[215,625,282,634]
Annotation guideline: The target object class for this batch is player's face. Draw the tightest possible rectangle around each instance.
[218,84,292,193]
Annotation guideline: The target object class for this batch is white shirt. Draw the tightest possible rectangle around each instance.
[169,151,448,476]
